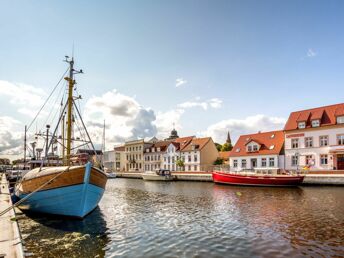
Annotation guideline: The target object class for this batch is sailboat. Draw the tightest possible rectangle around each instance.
[14,57,108,218]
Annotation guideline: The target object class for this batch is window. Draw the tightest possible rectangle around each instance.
[271,134,275,138]
[306,155,313,165]
[320,154,328,165]
[164,157,166,162]
[242,159,247,168]
[188,165,191,171]
[194,155,198,162]
[233,160,238,168]
[188,155,191,162]
[305,137,313,148]
[146,148,150,152]
[338,135,344,145]
[291,139,299,149]
[311,120,320,127]
[235,148,240,152]
[261,158,267,167]
[168,157,171,163]
[253,145,258,151]
[298,122,306,129]
[269,145,275,150]
[194,165,197,171]
[319,136,328,147]
[248,146,252,152]
[337,116,344,124]
[269,158,275,167]
[172,157,175,163]
[292,155,298,166]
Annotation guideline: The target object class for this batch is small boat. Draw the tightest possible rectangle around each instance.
[14,56,108,218]
[212,171,304,187]
[142,170,174,181]
[107,172,117,179]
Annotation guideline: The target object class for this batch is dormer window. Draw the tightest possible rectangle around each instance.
[298,122,306,129]
[247,146,252,152]
[311,120,320,127]
[337,116,344,124]
[271,134,275,139]
[235,148,240,152]
[146,149,150,153]
[269,145,275,150]
[253,145,258,151]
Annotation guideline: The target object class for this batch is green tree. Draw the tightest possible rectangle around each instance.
[221,142,233,152]
[176,159,185,170]
[213,157,224,165]
[215,142,222,152]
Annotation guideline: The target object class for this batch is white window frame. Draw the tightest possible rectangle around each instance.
[338,134,344,145]
[305,137,313,148]
[242,159,247,168]
[320,154,328,165]
[319,135,329,147]
[269,157,275,167]
[261,158,267,167]
[233,160,238,168]
[292,155,298,166]
[337,116,344,124]
[291,139,299,149]
[311,120,320,127]
[298,122,306,129]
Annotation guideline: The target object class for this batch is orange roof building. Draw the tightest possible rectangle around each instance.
[229,130,285,172]
[284,103,344,172]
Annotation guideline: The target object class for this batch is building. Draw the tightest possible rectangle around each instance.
[162,136,194,171]
[76,149,103,164]
[114,146,126,171]
[218,151,231,165]
[284,103,344,171]
[144,140,171,171]
[180,137,219,172]
[125,139,152,171]
[229,130,285,173]
[103,150,116,172]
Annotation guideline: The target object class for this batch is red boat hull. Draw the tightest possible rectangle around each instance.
[212,171,304,186]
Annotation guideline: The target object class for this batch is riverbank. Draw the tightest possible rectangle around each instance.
[0,173,24,258]
[115,171,344,185]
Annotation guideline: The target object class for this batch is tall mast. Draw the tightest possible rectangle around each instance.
[64,56,82,166]
[65,57,75,166]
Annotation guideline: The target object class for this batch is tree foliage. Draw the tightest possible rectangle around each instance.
[176,159,185,168]
[215,142,222,152]
[213,157,224,165]
[221,142,233,152]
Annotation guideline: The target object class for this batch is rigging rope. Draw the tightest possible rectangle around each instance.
[27,68,69,131]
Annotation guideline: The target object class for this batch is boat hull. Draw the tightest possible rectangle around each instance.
[212,171,304,187]
[15,163,107,218]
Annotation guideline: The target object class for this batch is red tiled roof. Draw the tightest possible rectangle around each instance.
[174,136,194,150]
[144,140,172,153]
[219,151,231,160]
[181,137,211,152]
[284,103,344,131]
[229,130,284,157]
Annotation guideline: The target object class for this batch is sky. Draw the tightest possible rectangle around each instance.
[1,0,344,159]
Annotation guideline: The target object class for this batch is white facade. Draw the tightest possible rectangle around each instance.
[103,150,116,171]
[162,143,180,171]
[229,154,284,172]
[285,126,344,171]
[144,147,163,171]
[180,150,201,172]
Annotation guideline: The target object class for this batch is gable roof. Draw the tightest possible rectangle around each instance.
[144,140,172,153]
[284,103,344,131]
[219,151,231,160]
[229,130,284,157]
[181,137,211,152]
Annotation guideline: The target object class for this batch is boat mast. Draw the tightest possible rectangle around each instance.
[65,57,75,166]
[64,56,82,165]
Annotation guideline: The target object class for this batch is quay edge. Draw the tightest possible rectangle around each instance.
[0,173,24,258]
[114,171,344,185]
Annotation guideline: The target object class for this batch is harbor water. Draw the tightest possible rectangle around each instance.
[18,179,344,257]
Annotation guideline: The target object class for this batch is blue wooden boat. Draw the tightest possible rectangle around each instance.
[14,56,108,218]
[15,162,107,218]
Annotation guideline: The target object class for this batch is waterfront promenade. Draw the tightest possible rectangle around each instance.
[115,171,344,185]
[0,173,24,258]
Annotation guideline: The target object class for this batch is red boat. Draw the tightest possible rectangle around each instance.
[212,171,304,186]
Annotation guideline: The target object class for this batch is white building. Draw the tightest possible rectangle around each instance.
[284,103,344,171]
[229,130,285,173]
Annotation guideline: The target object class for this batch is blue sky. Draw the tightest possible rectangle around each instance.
[1,0,344,156]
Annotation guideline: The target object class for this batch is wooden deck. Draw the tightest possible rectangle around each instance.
[0,173,24,258]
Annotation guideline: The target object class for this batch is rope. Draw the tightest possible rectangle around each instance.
[27,68,69,131]
[0,166,70,217]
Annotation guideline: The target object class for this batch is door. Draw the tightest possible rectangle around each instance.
[251,158,257,168]
[337,155,344,170]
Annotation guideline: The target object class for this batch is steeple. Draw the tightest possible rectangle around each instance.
[226,131,232,145]
[166,124,179,140]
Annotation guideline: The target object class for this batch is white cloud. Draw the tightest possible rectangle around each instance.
[175,78,187,88]
[0,80,46,109]
[198,114,286,144]
[178,97,223,110]
[154,109,184,139]
[0,116,23,155]
[83,89,158,149]
[307,48,317,58]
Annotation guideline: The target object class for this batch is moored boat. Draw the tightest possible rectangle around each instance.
[14,56,108,218]
[212,171,304,186]
[142,170,174,181]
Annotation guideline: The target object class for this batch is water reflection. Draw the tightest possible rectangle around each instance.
[18,179,344,258]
